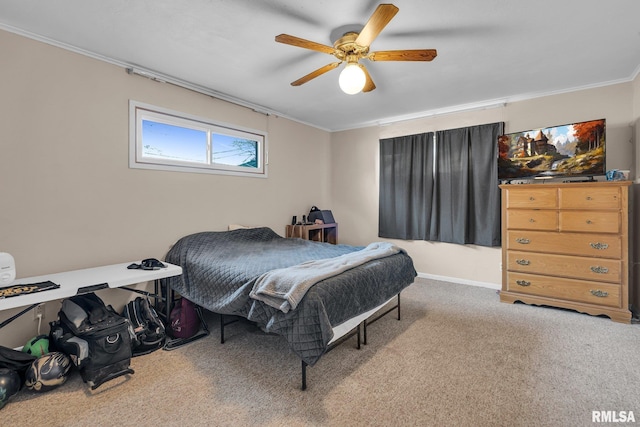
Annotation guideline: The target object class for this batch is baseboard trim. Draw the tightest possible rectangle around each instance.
[416,272,501,291]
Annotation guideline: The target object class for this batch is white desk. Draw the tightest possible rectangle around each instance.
[0,261,182,313]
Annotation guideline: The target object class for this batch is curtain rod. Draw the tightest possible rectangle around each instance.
[125,67,274,116]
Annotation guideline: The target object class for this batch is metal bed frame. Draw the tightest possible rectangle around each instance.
[161,274,403,390]
[218,293,402,390]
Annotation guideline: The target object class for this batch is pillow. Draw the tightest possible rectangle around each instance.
[228,224,254,231]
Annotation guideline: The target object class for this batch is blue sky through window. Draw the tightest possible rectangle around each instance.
[142,120,207,163]
[142,120,258,167]
[212,134,258,167]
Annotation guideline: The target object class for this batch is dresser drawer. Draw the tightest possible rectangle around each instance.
[507,251,621,283]
[506,210,557,231]
[506,272,621,307]
[505,187,557,209]
[506,230,621,258]
[559,186,621,210]
[559,211,620,233]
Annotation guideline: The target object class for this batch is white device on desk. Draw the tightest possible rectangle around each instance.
[0,252,16,286]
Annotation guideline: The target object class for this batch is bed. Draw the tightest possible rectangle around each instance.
[163,227,416,388]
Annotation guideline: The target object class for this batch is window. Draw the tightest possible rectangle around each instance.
[379,122,504,247]
[129,101,267,177]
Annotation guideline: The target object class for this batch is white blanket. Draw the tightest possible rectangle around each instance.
[249,242,402,313]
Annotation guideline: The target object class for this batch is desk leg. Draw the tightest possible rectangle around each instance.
[164,279,174,324]
[0,304,38,329]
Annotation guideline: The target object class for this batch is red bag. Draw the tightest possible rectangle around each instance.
[169,298,200,339]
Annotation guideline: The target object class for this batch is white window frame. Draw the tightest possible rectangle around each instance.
[129,100,268,177]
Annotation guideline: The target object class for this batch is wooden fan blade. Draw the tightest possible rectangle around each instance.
[359,64,376,92]
[291,62,341,86]
[355,4,399,47]
[275,34,336,55]
[369,49,438,61]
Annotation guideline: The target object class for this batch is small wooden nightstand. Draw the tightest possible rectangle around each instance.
[285,223,338,244]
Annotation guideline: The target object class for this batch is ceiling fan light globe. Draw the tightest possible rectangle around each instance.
[339,64,366,95]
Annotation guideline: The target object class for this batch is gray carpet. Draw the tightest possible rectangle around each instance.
[3,278,640,426]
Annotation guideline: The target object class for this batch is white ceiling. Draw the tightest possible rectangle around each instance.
[2,0,640,131]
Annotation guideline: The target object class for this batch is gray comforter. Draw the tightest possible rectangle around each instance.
[164,227,416,365]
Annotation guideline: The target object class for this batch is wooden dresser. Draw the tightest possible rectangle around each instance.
[499,181,632,323]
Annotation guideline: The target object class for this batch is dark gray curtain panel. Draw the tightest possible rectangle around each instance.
[434,122,503,246]
[379,122,503,247]
[379,132,434,240]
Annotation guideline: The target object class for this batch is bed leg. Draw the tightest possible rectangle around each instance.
[219,314,241,344]
[220,314,225,344]
[357,323,361,349]
[301,361,307,391]
[362,293,402,346]
[363,319,368,345]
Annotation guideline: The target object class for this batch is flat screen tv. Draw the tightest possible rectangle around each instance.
[498,118,606,181]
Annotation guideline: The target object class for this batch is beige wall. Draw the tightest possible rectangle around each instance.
[1,28,638,347]
[0,30,332,347]
[331,82,636,287]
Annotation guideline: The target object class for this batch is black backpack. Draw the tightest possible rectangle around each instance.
[122,297,166,356]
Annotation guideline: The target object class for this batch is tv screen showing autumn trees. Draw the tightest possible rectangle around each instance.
[498,118,605,180]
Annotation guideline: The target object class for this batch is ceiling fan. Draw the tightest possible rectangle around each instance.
[275,3,437,94]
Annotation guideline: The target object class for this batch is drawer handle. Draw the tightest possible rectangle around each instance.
[515,238,530,244]
[516,259,530,266]
[590,266,609,274]
[529,218,535,223]
[590,289,609,298]
[590,242,609,250]
[586,196,592,200]
[516,280,531,287]
[529,197,535,201]
[586,220,592,224]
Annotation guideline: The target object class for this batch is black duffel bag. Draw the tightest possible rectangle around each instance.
[50,292,134,389]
